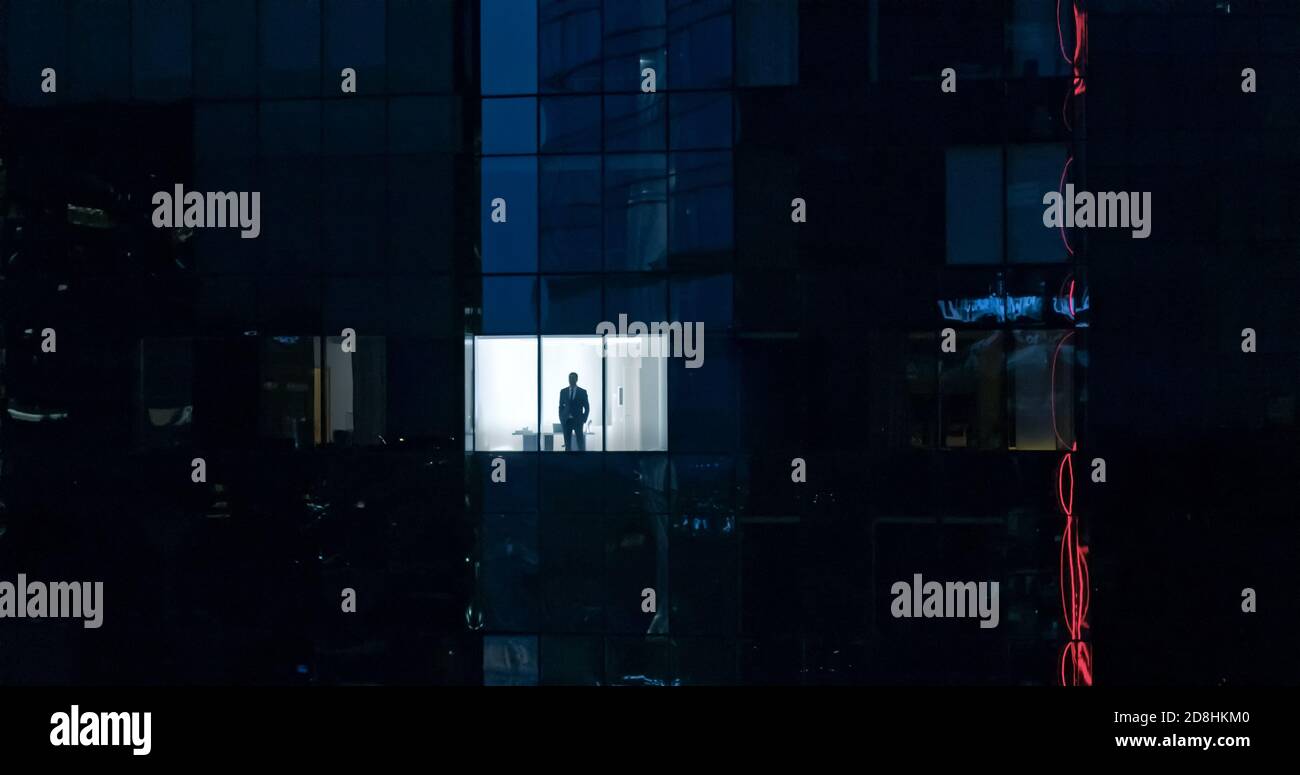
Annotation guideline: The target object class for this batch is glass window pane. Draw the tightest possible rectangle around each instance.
[668,336,734,450]
[736,0,798,87]
[135,338,194,451]
[482,513,541,630]
[946,146,1004,265]
[907,332,938,448]
[670,92,733,150]
[323,99,386,156]
[605,335,668,451]
[541,521,605,633]
[388,96,461,153]
[671,274,732,327]
[1008,0,1071,79]
[465,337,475,451]
[324,0,386,94]
[482,276,539,334]
[482,0,538,95]
[69,0,129,102]
[604,94,666,152]
[604,0,666,92]
[1008,143,1069,263]
[260,0,322,98]
[195,103,257,162]
[389,155,456,273]
[604,275,667,323]
[542,337,604,451]
[668,0,732,89]
[6,0,66,104]
[260,159,321,276]
[260,100,322,157]
[133,0,192,100]
[323,335,388,446]
[604,154,667,271]
[940,330,1006,449]
[540,0,603,93]
[259,336,320,447]
[541,156,602,272]
[322,159,386,273]
[483,98,539,155]
[484,635,539,685]
[542,276,602,334]
[195,0,257,98]
[606,515,668,634]
[1010,330,1074,451]
[670,151,734,262]
[482,157,539,273]
[475,336,539,451]
[540,96,602,153]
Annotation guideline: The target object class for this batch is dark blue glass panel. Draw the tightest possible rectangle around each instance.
[736,0,798,87]
[195,0,257,98]
[946,146,1004,265]
[482,157,539,273]
[6,0,66,104]
[671,273,733,326]
[482,276,540,334]
[604,154,668,271]
[321,158,386,273]
[133,0,193,100]
[388,96,461,153]
[542,276,602,333]
[1008,144,1068,263]
[259,0,322,98]
[323,0,386,94]
[389,0,454,92]
[389,155,456,274]
[195,103,257,162]
[603,0,666,92]
[483,98,539,155]
[260,100,322,157]
[668,0,732,89]
[259,158,322,277]
[603,275,667,323]
[668,335,736,450]
[540,96,602,153]
[482,0,538,95]
[670,151,734,260]
[540,0,603,93]
[322,99,386,156]
[670,92,733,150]
[482,515,540,631]
[69,0,129,102]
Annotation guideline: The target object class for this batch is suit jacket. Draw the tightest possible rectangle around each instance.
[559,386,589,423]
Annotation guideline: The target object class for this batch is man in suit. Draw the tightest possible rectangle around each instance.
[559,372,589,451]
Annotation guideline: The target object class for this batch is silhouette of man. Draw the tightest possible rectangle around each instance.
[559,372,589,451]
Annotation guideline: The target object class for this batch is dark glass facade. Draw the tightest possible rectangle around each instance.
[2,0,1298,687]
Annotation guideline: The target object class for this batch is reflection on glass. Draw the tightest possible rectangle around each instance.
[940,331,1005,449]
[1010,330,1074,450]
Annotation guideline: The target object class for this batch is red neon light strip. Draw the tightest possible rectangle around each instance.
[1055,0,1091,687]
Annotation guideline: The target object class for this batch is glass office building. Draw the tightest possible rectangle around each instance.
[3,1,1298,686]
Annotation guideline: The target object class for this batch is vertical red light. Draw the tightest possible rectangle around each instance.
[1055,0,1091,687]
